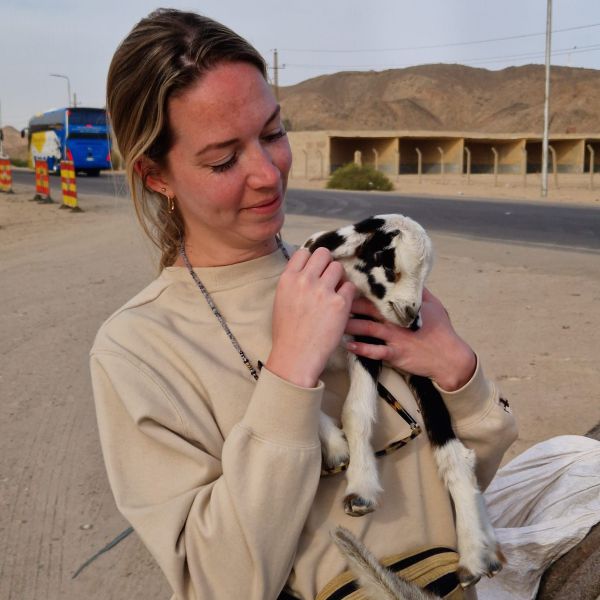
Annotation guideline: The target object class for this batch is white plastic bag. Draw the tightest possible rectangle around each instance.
[477,435,600,600]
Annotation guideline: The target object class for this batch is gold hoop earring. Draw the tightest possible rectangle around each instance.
[159,188,175,213]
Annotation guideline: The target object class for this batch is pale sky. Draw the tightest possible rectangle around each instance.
[2,0,600,129]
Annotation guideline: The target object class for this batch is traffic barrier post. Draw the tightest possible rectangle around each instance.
[60,160,82,212]
[0,157,14,193]
[33,159,53,203]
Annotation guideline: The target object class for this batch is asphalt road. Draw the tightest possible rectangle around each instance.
[11,169,600,252]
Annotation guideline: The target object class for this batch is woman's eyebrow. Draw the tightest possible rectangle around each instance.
[195,105,281,158]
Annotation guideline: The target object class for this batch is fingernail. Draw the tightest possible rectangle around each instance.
[346,342,356,351]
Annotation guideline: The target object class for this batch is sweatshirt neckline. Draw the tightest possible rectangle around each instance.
[162,245,290,292]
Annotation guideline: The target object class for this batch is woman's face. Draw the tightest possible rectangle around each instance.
[154,61,292,264]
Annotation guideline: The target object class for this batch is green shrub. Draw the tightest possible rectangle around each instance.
[9,157,28,168]
[327,163,394,191]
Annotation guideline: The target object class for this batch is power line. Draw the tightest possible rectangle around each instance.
[282,42,600,70]
[280,22,600,54]
[459,43,600,66]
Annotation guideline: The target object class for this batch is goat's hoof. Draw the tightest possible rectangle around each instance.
[321,433,349,471]
[457,567,481,589]
[485,545,505,577]
[322,450,349,472]
[486,560,503,577]
[458,544,505,587]
[343,494,375,517]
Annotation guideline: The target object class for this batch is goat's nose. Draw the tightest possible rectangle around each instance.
[390,303,419,328]
[405,306,417,321]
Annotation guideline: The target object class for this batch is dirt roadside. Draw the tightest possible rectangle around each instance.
[1,186,599,600]
[288,172,600,207]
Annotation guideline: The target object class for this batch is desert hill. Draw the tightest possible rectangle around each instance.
[1,126,28,160]
[279,63,600,134]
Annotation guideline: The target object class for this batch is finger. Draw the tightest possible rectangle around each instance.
[320,260,346,288]
[345,317,390,341]
[287,247,311,272]
[423,287,443,308]
[422,287,450,320]
[350,296,385,321]
[345,340,392,361]
[333,267,350,292]
[303,246,333,278]
[422,287,434,301]
[337,281,356,308]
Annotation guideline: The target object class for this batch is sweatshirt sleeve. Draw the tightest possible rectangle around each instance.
[433,357,518,491]
[90,351,323,600]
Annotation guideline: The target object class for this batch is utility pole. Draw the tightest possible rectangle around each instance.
[541,0,552,198]
[273,49,280,102]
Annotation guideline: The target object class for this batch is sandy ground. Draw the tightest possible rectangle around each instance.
[288,172,600,206]
[1,184,599,600]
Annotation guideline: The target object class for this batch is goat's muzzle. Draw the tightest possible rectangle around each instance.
[390,303,420,328]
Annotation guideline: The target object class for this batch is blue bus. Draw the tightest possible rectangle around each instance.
[22,107,111,176]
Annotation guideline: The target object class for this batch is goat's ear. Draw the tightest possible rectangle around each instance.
[304,229,361,258]
[306,230,346,255]
[353,216,386,234]
[304,216,388,258]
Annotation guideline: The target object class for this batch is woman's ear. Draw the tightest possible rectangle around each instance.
[134,156,171,196]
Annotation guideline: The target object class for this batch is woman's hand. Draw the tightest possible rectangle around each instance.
[266,248,356,388]
[344,288,476,392]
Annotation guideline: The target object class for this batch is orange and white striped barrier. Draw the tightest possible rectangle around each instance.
[60,160,82,211]
[34,159,52,203]
[0,157,13,193]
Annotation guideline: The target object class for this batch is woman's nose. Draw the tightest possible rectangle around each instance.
[246,145,280,189]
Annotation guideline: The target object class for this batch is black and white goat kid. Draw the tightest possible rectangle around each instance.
[302,214,503,588]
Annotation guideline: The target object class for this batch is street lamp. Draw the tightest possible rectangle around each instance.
[49,73,72,107]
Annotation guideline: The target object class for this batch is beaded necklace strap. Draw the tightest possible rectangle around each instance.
[179,236,421,476]
[179,236,289,381]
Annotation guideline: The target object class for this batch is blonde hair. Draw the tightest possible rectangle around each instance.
[106,9,267,269]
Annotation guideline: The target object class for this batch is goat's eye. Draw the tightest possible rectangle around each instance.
[384,267,399,284]
[385,268,401,283]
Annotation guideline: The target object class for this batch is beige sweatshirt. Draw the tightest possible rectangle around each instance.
[90,246,517,600]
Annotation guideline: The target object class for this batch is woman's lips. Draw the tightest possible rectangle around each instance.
[244,194,282,214]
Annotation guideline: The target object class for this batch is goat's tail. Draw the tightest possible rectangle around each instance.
[331,527,440,600]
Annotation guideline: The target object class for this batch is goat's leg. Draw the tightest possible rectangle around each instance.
[434,440,504,587]
[319,411,350,470]
[318,345,352,470]
[409,375,504,587]
[342,355,382,516]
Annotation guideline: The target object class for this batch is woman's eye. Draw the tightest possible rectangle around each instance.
[210,154,238,173]
[208,130,286,173]
[262,129,287,143]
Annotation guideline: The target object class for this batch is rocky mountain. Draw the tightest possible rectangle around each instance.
[279,63,600,134]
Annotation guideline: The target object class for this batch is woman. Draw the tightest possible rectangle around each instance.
[91,9,517,600]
